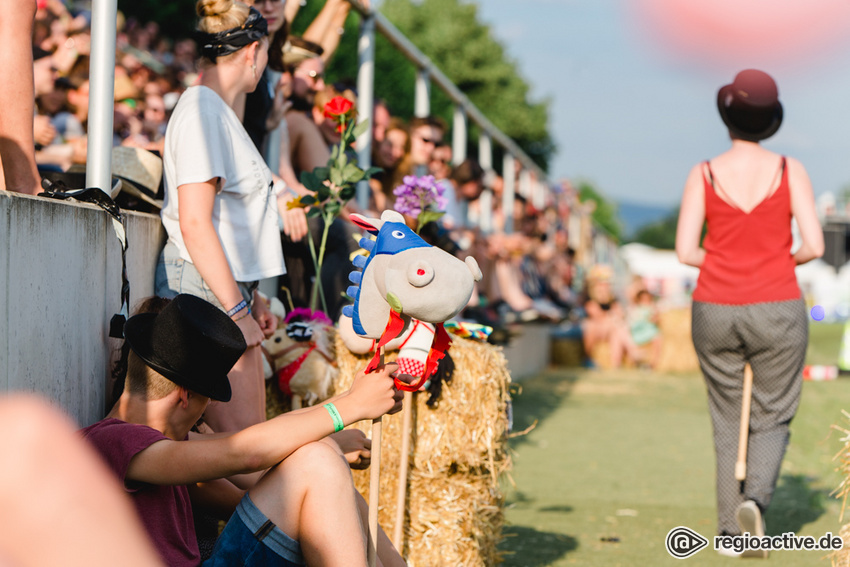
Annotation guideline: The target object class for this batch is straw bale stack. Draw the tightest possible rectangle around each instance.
[333,333,513,566]
[830,413,850,566]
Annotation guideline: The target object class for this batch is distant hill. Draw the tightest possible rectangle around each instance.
[616,200,675,239]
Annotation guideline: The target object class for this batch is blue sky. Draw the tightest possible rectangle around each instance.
[472,0,850,206]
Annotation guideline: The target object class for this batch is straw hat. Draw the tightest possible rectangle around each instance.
[111,146,163,208]
[114,74,139,102]
[281,37,323,69]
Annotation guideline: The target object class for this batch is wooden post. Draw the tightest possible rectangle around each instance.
[392,390,414,550]
[735,364,754,482]
[367,347,385,567]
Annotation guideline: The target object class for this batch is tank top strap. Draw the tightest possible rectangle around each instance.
[702,160,716,201]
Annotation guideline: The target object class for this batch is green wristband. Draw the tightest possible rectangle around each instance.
[323,403,344,433]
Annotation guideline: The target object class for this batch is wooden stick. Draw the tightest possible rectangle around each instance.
[735,363,754,482]
[367,347,385,567]
[393,390,413,550]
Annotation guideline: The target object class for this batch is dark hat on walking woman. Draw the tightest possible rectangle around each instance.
[123,294,247,401]
[717,69,783,142]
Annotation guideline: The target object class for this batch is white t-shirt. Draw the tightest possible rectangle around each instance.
[161,85,285,282]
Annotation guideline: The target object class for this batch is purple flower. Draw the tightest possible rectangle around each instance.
[393,175,446,216]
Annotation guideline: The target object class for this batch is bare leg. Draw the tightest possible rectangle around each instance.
[0,396,162,566]
[204,345,267,431]
[249,441,370,567]
[0,0,40,195]
[354,491,406,567]
[650,336,663,369]
[608,326,627,368]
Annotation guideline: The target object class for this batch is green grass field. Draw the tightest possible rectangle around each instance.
[499,322,850,566]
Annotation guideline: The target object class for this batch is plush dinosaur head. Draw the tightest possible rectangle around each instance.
[341,210,482,340]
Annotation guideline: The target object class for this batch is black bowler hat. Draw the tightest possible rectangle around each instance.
[717,69,783,142]
[123,294,246,402]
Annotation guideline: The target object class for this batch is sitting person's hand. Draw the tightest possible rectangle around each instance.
[347,362,403,420]
[326,429,371,470]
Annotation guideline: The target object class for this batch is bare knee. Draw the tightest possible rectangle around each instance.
[285,441,351,483]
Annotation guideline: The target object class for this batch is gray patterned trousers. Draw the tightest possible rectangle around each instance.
[691,299,807,535]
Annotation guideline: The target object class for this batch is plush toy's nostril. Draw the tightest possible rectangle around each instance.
[408,261,435,287]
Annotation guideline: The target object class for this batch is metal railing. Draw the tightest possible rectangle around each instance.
[347,0,549,233]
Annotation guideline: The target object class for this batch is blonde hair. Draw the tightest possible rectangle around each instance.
[126,351,178,401]
[196,0,250,34]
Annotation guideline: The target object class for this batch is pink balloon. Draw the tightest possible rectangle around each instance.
[631,0,850,68]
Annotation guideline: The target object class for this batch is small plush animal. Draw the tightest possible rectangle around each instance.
[263,308,337,407]
[341,210,482,390]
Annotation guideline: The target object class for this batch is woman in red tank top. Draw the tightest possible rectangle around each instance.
[675,70,823,555]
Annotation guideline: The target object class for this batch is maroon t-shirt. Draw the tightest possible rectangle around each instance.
[81,418,200,567]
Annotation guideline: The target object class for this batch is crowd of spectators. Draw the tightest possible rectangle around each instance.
[26,0,660,362]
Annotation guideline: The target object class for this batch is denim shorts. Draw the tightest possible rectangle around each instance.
[203,494,304,566]
[155,241,257,312]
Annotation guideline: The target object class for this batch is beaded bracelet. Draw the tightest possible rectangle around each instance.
[323,403,344,433]
[233,307,252,322]
[226,299,248,318]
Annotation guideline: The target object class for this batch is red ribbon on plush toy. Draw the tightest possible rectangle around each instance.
[365,311,452,392]
[277,344,317,395]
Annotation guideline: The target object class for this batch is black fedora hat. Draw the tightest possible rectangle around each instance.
[123,294,246,402]
[717,69,783,142]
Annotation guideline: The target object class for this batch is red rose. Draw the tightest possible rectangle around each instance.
[323,96,354,120]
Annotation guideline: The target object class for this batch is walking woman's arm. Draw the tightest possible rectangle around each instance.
[676,164,707,268]
[178,180,265,346]
[787,158,824,265]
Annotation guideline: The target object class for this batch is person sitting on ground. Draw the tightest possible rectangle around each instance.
[82,293,407,567]
[580,266,643,369]
[628,289,662,369]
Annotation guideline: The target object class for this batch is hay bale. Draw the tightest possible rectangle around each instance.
[831,523,850,567]
[586,308,700,372]
[551,338,585,367]
[831,414,850,566]
[656,308,700,373]
[334,334,512,565]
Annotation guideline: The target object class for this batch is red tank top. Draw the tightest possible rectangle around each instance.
[692,157,800,305]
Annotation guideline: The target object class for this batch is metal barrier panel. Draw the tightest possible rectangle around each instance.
[0,192,164,426]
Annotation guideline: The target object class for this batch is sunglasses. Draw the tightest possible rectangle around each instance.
[299,69,324,81]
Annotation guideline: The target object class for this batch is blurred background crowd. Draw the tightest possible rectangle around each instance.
[30,0,664,368]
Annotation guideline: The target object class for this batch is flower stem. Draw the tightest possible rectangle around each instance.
[314,211,332,315]
[307,224,329,314]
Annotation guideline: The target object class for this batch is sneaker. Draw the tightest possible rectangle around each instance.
[736,500,768,559]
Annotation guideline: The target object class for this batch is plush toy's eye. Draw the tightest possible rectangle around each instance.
[391,230,405,239]
[274,337,282,343]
